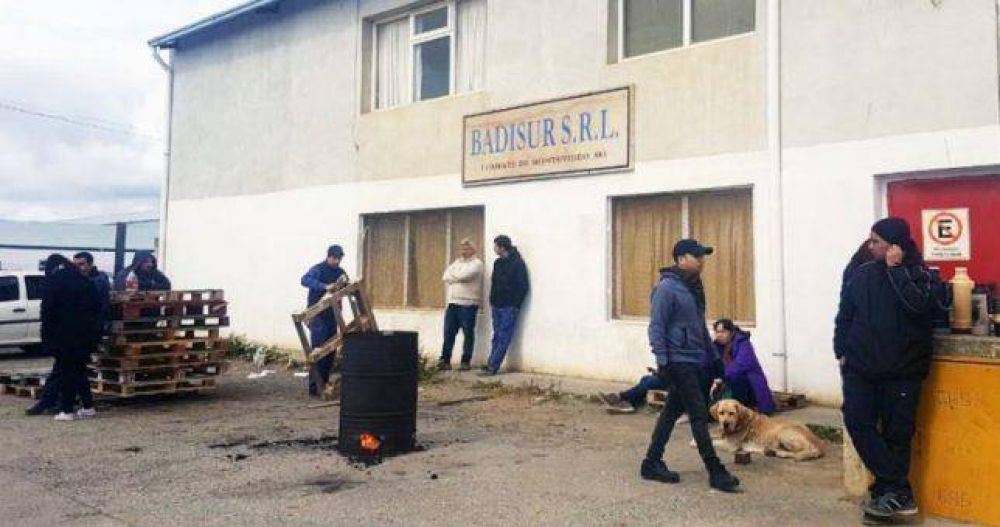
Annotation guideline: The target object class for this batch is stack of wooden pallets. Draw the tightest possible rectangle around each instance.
[91,290,230,398]
[0,369,49,399]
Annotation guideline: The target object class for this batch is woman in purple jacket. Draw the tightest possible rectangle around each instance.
[711,319,776,415]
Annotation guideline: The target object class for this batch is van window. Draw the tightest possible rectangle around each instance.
[0,276,19,302]
[25,276,45,300]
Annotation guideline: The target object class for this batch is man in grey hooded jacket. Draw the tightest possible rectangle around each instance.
[640,239,740,493]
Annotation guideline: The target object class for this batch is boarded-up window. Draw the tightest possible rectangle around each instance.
[363,207,484,309]
[613,194,684,317]
[688,189,755,322]
[613,188,754,323]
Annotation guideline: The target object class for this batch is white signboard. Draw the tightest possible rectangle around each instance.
[922,208,970,261]
[462,87,631,184]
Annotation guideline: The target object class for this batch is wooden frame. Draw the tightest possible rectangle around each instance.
[291,278,379,364]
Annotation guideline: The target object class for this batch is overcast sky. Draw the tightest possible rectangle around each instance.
[0,0,240,222]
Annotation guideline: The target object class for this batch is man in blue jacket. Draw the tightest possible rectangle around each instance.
[640,239,740,493]
[301,245,347,396]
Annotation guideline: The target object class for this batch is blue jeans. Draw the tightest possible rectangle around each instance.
[439,304,479,365]
[620,375,669,407]
[487,306,519,373]
[308,318,337,395]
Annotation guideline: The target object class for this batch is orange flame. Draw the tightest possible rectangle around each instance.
[359,433,381,452]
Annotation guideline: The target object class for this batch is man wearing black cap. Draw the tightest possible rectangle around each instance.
[835,218,934,522]
[640,239,740,492]
[300,245,348,396]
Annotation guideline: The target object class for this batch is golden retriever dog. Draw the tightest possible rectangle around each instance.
[705,399,825,461]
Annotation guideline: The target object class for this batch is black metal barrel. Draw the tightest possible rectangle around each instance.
[337,331,418,457]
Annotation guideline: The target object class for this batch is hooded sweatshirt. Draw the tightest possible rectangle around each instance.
[113,251,171,291]
[648,266,715,367]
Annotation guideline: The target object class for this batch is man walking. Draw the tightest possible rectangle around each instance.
[480,235,528,376]
[640,239,740,492]
[437,239,483,371]
[835,218,933,523]
[301,245,347,396]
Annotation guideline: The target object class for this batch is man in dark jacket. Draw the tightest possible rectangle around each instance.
[480,235,529,376]
[640,239,740,493]
[300,245,347,396]
[40,254,101,421]
[113,251,171,291]
[835,218,933,521]
[73,252,111,334]
[27,252,112,416]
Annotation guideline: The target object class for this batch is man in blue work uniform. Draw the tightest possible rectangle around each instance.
[301,244,347,396]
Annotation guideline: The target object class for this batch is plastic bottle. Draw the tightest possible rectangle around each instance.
[125,270,139,291]
[950,267,974,334]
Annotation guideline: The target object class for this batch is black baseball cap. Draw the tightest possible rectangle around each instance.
[672,239,714,260]
[327,244,344,258]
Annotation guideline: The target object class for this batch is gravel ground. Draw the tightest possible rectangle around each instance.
[0,352,962,527]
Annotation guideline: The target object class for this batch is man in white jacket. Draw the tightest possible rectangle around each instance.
[437,239,484,371]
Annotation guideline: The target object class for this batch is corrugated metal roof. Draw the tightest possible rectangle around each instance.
[148,0,283,49]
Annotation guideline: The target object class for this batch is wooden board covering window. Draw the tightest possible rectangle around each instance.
[688,189,755,323]
[613,194,684,317]
[364,214,406,308]
[407,210,448,308]
[449,207,485,262]
[364,207,484,310]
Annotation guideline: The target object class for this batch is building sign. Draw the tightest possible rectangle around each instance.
[922,208,971,261]
[462,87,631,184]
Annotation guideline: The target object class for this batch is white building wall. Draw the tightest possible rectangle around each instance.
[160,0,1000,404]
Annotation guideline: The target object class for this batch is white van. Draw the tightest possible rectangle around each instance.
[0,270,44,352]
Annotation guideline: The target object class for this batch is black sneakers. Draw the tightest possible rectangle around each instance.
[707,462,741,492]
[458,363,471,371]
[640,459,680,483]
[864,492,918,518]
[437,361,452,371]
[25,403,49,416]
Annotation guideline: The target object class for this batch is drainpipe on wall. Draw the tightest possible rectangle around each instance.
[767,0,789,391]
[151,46,173,272]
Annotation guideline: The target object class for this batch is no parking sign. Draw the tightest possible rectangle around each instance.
[922,208,970,261]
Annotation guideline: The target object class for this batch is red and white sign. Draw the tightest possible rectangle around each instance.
[922,208,970,261]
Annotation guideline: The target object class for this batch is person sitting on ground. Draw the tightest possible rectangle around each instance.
[708,319,776,415]
[599,368,668,414]
[113,251,171,291]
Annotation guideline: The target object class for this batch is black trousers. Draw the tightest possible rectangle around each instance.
[56,356,93,414]
[645,362,721,468]
[841,369,922,499]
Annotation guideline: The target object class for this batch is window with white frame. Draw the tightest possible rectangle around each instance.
[619,0,755,59]
[374,0,487,110]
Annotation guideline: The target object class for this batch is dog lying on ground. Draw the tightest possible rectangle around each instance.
[700,399,826,461]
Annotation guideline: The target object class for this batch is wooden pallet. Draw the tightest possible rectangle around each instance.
[90,377,217,397]
[110,315,230,332]
[111,289,224,304]
[109,328,222,345]
[0,370,49,387]
[92,362,226,384]
[101,339,227,357]
[1,384,42,399]
[95,351,225,369]
[772,391,807,411]
[647,389,668,408]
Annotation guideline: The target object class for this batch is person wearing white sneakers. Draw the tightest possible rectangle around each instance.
[41,254,101,422]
